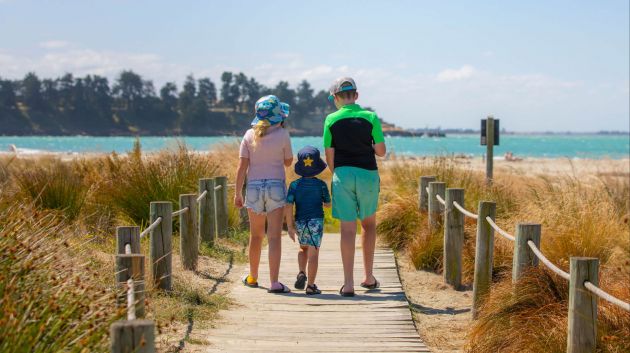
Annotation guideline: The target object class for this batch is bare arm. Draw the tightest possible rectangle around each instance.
[373,142,386,157]
[284,157,293,167]
[284,204,296,241]
[325,147,335,172]
[234,157,249,207]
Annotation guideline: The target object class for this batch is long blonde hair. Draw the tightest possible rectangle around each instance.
[251,122,284,150]
[251,125,269,149]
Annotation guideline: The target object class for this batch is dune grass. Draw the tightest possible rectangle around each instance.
[0,143,250,351]
[376,156,630,352]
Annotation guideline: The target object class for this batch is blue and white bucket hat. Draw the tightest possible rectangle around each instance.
[251,95,288,127]
[279,102,290,121]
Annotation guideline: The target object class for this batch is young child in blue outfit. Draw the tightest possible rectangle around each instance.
[285,146,331,295]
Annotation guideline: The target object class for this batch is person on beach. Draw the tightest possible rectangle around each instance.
[323,77,386,297]
[284,146,331,295]
[234,95,293,293]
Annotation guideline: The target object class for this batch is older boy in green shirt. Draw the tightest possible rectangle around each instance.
[323,77,386,296]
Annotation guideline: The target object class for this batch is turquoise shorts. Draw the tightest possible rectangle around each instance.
[331,166,380,221]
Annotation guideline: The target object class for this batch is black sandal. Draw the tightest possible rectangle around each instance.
[268,283,291,294]
[339,285,355,297]
[306,284,321,295]
[294,271,307,290]
[360,278,380,290]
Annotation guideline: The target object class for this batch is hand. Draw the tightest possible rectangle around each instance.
[234,194,244,208]
[288,226,296,242]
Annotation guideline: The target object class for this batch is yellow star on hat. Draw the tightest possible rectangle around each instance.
[303,156,313,167]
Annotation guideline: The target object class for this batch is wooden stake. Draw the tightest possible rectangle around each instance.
[149,201,172,291]
[472,201,496,318]
[179,194,198,271]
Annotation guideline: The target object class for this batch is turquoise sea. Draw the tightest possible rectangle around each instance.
[0,135,628,159]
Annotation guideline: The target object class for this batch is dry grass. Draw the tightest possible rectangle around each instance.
[377,156,630,352]
[0,143,250,352]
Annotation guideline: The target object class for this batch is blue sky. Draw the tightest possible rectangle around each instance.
[1,0,628,132]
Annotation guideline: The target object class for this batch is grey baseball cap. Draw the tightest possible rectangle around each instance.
[328,77,357,101]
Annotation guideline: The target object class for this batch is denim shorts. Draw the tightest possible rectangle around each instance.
[245,179,286,214]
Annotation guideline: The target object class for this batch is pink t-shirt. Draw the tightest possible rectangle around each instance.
[239,126,293,181]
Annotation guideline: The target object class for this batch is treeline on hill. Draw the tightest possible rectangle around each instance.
[0,71,335,136]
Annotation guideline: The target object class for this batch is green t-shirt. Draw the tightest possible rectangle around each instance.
[323,104,385,170]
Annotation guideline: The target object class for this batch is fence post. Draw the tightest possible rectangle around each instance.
[149,201,172,291]
[472,201,496,319]
[512,223,541,283]
[444,188,464,289]
[116,226,140,254]
[115,254,145,318]
[110,319,155,353]
[215,176,229,237]
[419,176,436,211]
[179,194,198,271]
[567,257,598,353]
[428,181,446,231]
[199,178,217,246]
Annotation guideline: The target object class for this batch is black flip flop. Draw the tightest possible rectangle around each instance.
[294,271,307,290]
[306,284,321,295]
[268,283,291,294]
[339,285,355,297]
[360,279,380,290]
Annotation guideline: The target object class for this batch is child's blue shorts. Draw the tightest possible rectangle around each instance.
[295,218,324,248]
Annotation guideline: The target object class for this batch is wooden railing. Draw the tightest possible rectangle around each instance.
[418,175,630,353]
[110,177,231,353]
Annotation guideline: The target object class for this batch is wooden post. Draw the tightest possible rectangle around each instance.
[215,176,229,237]
[567,257,598,353]
[419,176,436,211]
[110,319,155,353]
[472,201,496,319]
[199,178,217,246]
[512,223,541,283]
[428,181,446,231]
[444,188,464,289]
[115,254,145,318]
[485,116,494,185]
[116,226,140,254]
[149,201,172,291]
[179,194,198,271]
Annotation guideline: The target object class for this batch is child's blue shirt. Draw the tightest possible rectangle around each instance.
[286,177,330,221]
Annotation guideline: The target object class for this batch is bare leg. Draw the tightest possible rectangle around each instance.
[307,246,319,286]
[266,206,284,286]
[298,246,308,274]
[340,220,357,293]
[361,214,377,285]
[247,209,266,280]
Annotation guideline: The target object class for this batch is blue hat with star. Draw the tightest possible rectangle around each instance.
[294,146,327,178]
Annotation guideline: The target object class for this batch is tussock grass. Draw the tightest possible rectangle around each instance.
[0,204,119,352]
[377,156,630,352]
[13,158,90,220]
[97,140,219,225]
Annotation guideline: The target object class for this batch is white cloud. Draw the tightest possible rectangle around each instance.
[39,40,71,49]
[436,65,477,82]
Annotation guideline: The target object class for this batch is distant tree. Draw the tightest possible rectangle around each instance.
[220,72,238,110]
[197,77,217,106]
[0,79,18,110]
[112,70,145,111]
[160,82,178,111]
[20,72,46,111]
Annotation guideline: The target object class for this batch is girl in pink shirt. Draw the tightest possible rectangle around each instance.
[234,95,293,293]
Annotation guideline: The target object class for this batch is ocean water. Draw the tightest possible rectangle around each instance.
[0,134,628,159]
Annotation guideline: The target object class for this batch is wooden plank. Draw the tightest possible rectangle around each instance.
[203,233,427,352]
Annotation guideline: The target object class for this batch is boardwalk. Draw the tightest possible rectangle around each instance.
[203,233,429,353]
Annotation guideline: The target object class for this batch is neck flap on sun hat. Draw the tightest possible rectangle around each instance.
[251,95,288,127]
